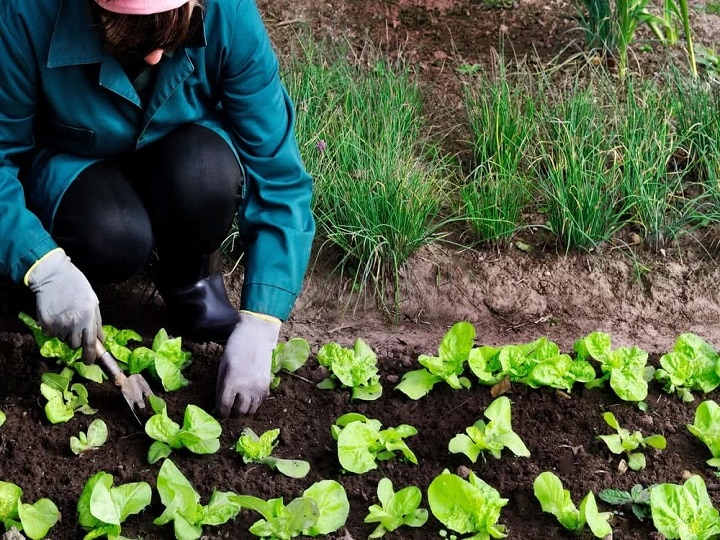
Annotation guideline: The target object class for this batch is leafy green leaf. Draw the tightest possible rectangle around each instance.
[17,498,60,540]
[364,478,427,538]
[303,480,350,536]
[650,475,720,540]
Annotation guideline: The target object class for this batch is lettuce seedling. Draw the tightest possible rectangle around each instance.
[649,474,720,540]
[598,484,652,522]
[231,479,349,539]
[468,336,595,392]
[533,471,612,538]
[655,333,720,402]
[127,328,191,391]
[574,331,654,403]
[40,367,97,424]
[0,410,5,427]
[0,481,59,540]
[70,418,108,456]
[598,412,666,471]
[145,395,221,464]
[448,396,530,462]
[271,337,310,389]
[234,427,310,478]
[364,477,427,538]
[687,399,720,469]
[19,312,105,383]
[396,321,475,400]
[331,413,418,474]
[316,338,382,400]
[428,469,507,539]
[77,471,151,540]
[154,458,242,540]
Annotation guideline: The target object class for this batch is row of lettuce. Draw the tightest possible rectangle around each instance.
[3,314,720,538]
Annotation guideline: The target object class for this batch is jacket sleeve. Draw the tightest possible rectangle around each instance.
[0,10,58,282]
[217,0,315,321]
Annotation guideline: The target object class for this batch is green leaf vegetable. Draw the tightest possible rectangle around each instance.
[649,474,720,540]
[316,338,382,400]
[40,367,97,424]
[235,427,310,478]
[0,410,5,427]
[144,395,222,464]
[154,458,242,540]
[77,471,151,540]
[127,328,192,391]
[101,325,143,369]
[0,480,59,540]
[364,477,427,538]
[231,479,349,539]
[574,331,654,402]
[70,418,109,456]
[468,337,596,391]
[687,399,720,469]
[598,412,666,471]
[271,337,310,389]
[598,484,652,522]
[655,333,720,402]
[19,312,104,383]
[330,413,418,474]
[533,471,612,538]
[427,469,508,539]
[448,396,530,462]
[396,321,475,400]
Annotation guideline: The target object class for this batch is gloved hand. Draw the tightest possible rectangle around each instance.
[216,310,280,416]
[26,248,104,364]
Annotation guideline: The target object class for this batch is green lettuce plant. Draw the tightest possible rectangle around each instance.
[468,337,596,391]
[0,410,5,427]
[71,418,108,456]
[364,478,427,538]
[154,459,242,540]
[574,331,654,403]
[331,413,418,474]
[654,333,720,402]
[127,328,192,392]
[650,475,720,540]
[427,469,508,539]
[234,428,310,478]
[533,471,612,538]
[144,395,222,464]
[271,338,310,389]
[40,367,97,424]
[448,396,530,462]
[0,481,59,540]
[316,338,382,400]
[77,471,151,540]
[396,321,475,399]
[687,399,720,470]
[232,479,349,539]
[598,412,666,471]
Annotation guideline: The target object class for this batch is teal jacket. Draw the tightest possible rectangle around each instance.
[0,0,315,320]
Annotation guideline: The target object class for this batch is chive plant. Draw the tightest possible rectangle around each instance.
[535,87,627,251]
[285,42,451,300]
[459,58,538,244]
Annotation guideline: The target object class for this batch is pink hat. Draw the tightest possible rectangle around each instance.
[94,0,189,15]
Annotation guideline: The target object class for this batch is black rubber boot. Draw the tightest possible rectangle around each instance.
[155,254,239,343]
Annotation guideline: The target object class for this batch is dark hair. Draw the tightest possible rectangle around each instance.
[90,1,201,57]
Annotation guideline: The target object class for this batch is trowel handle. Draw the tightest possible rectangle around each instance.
[95,340,126,383]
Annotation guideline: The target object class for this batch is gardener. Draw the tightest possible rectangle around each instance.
[0,0,315,416]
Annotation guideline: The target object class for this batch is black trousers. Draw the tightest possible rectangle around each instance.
[52,124,243,286]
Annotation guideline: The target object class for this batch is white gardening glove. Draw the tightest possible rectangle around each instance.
[216,310,280,416]
[25,248,104,364]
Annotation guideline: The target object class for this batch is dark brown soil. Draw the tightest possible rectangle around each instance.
[3,1,720,539]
